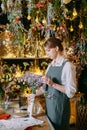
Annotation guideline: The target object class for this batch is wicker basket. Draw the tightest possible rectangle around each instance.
[76,98,87,130]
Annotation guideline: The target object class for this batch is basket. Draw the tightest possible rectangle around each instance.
[76,98,87,130]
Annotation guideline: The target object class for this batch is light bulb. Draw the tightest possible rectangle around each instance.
[35,16,39,23]
[70,25,74,32]
[79,21,83,29]
[73,8,77,17]
[42,18,46,25]
[27,14,31,20]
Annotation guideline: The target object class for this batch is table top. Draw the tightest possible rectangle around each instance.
[32,115,54,130]
[0,103,54,130]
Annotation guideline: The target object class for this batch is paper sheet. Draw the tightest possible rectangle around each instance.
[0,116,44,130]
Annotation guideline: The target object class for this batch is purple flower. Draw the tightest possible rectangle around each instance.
[22,72,43,93]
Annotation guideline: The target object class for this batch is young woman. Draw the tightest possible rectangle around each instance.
[40,37,76,130]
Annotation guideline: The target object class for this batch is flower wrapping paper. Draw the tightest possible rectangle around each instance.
[0,116,43,130]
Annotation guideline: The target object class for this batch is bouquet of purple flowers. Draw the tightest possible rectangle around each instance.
[22,72,43,94]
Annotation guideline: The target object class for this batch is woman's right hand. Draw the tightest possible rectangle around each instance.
[41,76,54,87]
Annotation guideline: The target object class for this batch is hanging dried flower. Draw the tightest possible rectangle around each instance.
[36,2,46,8]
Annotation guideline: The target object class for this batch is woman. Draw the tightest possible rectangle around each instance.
[38,37,76,130]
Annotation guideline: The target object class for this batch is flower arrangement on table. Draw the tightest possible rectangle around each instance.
[0,63,17,82]
[0,61,45,101]
[0,63,17,100]
[4,72,43,101]
[22,72,43,96]
[0,62,45,116]
[0,71,44,117]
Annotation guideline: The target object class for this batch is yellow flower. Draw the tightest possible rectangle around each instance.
[23,87,31,97]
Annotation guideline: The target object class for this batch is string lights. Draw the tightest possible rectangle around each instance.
[70,25,74,32]
[73,8,77,17]
[79,21,83,29]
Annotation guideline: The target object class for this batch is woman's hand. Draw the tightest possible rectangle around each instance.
[41,76,54,86]
[41,76,66,93]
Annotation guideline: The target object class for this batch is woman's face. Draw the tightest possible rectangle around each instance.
[45,46,58,59]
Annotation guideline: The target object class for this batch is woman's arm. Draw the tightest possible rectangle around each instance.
[62,62,77,98]
[41,62,76,98]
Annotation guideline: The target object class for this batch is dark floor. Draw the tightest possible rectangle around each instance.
[70,124,77,130]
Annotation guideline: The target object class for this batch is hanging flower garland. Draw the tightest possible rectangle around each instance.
[66,37,87,78]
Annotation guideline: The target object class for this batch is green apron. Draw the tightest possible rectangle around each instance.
[45,61,70,130]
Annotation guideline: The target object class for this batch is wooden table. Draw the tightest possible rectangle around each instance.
[6,104,54,130]
[33,115,54,130]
